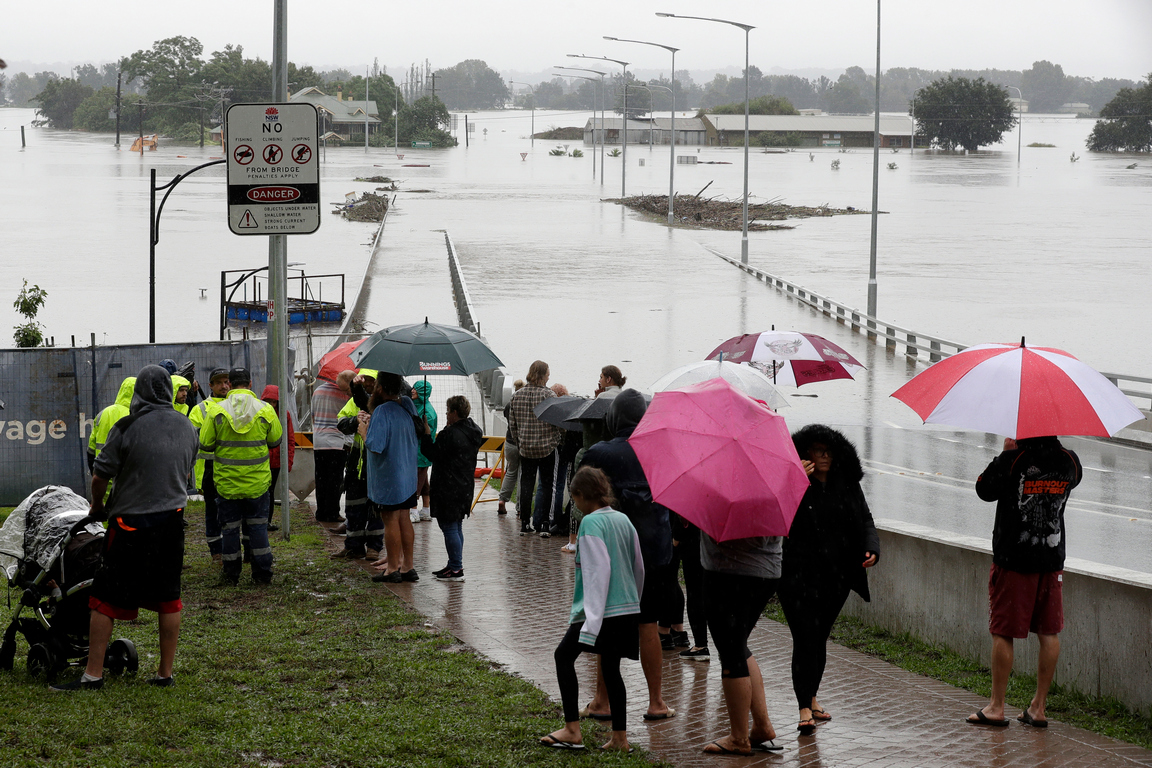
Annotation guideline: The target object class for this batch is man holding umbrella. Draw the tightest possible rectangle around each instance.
[967,436,1082,728]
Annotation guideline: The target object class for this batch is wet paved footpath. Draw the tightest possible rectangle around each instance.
[315,505,1152,768]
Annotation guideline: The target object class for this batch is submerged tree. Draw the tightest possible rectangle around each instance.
[13,280,48,348]
[1086,75,1152,153]
[911,77,1016,151]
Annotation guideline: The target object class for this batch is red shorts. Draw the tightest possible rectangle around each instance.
[89,595,183,620]
[988,564,1063,639]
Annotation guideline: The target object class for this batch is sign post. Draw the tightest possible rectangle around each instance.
[225,90,319,541]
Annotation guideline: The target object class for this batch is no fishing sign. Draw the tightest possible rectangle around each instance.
[225,103,320,235]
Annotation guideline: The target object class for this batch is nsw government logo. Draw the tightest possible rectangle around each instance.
[419,362,452,372]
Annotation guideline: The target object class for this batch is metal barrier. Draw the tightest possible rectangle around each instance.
[444,232,512,410]
[711,248,1152,411]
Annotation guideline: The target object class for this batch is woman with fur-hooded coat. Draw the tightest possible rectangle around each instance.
[780,424,880,736]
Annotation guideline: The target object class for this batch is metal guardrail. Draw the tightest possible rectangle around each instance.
[711,248,1152,411]
[444,232,511,410]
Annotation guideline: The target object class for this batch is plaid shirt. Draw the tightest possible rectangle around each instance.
[507,383,562,459]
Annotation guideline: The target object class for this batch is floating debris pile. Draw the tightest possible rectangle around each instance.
[340,192,389,222]
[613,194,870,231]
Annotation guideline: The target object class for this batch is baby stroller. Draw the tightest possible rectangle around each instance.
[0,486,138,681]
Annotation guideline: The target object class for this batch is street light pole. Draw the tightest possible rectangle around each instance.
[605,37,679,225]
[553,72,603,180]
[569,55,630,198]
[556,66,607,186]
[657,13,753,262]
[508,81,536,147]
[867,0,881,321]
[1007,86,1023,166]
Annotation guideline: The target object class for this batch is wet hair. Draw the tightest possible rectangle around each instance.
[368,372,407,411]
[526,360,549,386]
[601,365,626,387]
[568,467,616,509]
[446,395,470,419]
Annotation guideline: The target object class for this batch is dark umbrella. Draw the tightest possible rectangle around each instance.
[350,318,503,377]
[533,396,588,431]
[350,318,503,420]
[563,393,652,425]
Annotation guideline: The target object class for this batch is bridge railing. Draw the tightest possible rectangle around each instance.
[445,232,511,410]
[712,249,1152,412]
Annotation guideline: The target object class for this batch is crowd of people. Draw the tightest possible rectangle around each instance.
[55,354,1085,757]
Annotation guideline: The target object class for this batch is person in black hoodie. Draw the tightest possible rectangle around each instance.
[419,395,486,582]
[779,424,879,735]
[579,388,676,721]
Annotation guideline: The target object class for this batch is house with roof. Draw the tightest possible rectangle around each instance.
[289,86,382,140]
[700,113,918,148]
[582,115,708,146]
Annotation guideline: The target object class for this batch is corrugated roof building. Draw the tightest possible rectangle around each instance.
[701,113,918,148]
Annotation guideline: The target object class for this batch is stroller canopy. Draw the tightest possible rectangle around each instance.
[0,486,101,582]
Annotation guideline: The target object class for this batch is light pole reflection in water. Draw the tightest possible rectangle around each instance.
[568,54,630,198]
[507,81,536,147]
[552,71,604,181]
[554,66,608,186]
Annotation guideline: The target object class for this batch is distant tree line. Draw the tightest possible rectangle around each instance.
[1086,74,1152,153]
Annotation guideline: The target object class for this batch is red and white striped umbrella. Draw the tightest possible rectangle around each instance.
[891,340,1145,439]
[708,331,864,387]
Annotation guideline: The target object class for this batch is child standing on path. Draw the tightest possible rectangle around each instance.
[541,467,645,753]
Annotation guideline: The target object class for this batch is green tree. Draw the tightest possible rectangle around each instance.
[705,94,798,116]
[1086,75,1152,152]
[911,76,1016,151]
[398,95,456,147]
[123,36,206,132]
[33,78,94,129]
[7,71,58,106]
[13,280,48,348]
[1021,60,1071,113]
[824,76,870,114]
[73,86,118,131]
[433,59,509,110]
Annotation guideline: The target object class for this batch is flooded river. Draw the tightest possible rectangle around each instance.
[3,106,1150,572]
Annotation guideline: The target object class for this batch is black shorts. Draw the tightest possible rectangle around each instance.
[639,561,672,624]
[89,510,185,620]
[704,570,778,679]
[374,492,420,514]
[568,614,641,661]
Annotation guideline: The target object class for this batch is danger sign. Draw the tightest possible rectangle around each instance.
[225,102,320,236]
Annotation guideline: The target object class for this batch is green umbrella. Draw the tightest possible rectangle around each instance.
[350,318,502,376]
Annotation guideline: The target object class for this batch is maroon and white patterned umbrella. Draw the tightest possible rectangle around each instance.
[708,331,865,387]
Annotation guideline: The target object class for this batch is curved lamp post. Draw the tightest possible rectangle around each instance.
[569,54,630,198]
[1007,85,1023,166]
[657,12,753,263]
[605,37,679,225]
[555,66,607,185]
[553,71,605,180]
[508,81,536,147]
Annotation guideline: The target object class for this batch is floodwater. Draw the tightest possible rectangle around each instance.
[3,106,1150,573]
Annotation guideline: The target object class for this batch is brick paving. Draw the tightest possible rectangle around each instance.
[314,501,1152,768]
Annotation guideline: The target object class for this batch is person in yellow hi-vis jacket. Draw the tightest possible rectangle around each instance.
[87,377,136,472]
[198,367,282,585]
[189,368,231,564]
[172,375,192,416]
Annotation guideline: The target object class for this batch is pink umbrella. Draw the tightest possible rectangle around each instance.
[891,339,1145,439]
[708,330,864,387]
[629,378,810,541]
[316,339,365,383]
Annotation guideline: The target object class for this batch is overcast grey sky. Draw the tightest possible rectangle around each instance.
[5,0,1150,81]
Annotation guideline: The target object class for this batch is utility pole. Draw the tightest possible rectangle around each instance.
[428,72,438,100]
[270,0,291,537]
[137,102,145,155]
[365,65,370,153]
[115,69,122,149]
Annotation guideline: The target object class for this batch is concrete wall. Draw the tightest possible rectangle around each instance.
[840,519,1152,715]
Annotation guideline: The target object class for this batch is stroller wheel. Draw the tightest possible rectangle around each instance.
[27,643,57,681]
[105,638,139,676]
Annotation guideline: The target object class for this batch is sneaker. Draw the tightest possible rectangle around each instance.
[673,629,691,648]
[332,524,348,535]
[431,565,453,578]
[548,525,565,537]
[401,569,420,582]
[660,633,676,651]
[539,530,551,539]
[409,510,420,524]
[371,570,403,583]
[434,569,465,582]
[519,523,533,536]
[560,543,577,554]
[679,647,710,661]
[147,675,176,687]
[50,675,104,692]
[419,510,432,522]
[365,549,381,561]
[329,548,362,560]
[497,502,508,515]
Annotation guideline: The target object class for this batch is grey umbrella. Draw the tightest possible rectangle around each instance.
[350,318,503,376]
[533,395,588,431]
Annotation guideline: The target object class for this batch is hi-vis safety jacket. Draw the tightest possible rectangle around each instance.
[188,395,226,489]
[87,377,136,464]
[172,375,191,417]
[198,388,283,500]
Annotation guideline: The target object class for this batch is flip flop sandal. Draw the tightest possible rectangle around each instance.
[578,704,612,721]
[643,707,677,721]
[812,708,832,721]
[752,740,784,752]
[967,710,1010,727]
[1017,711,1048,728]
[703,740,752,756]
[540,735,585,750]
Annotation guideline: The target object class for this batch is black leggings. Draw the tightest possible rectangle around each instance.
[778,571,851,710]
[554,622,627,732]
[660,538,708,649]
[704,570,778,679]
